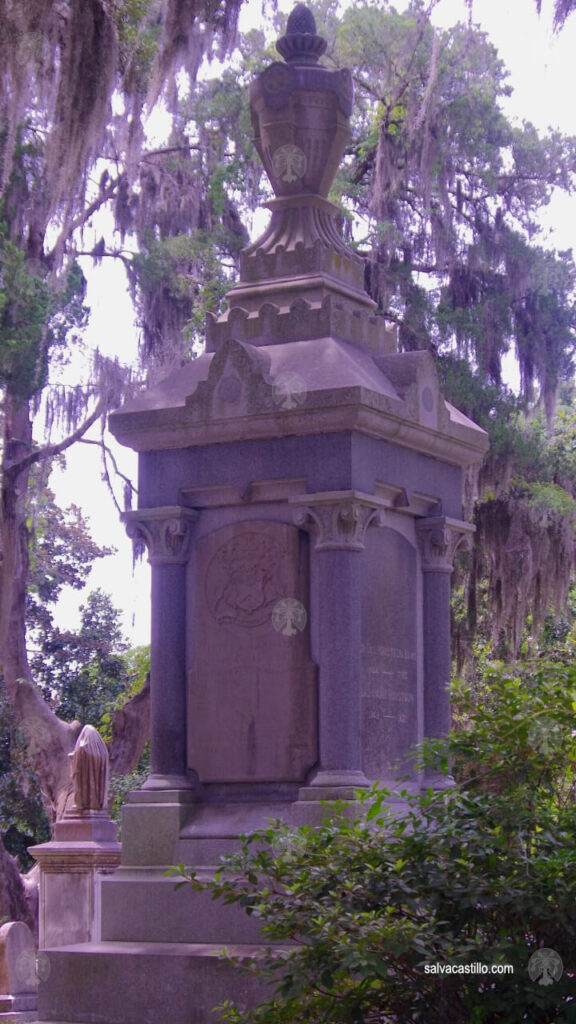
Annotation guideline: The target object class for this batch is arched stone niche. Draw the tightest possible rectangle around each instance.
[188,519,317,784]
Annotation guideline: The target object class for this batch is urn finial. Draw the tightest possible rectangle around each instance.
[276,3,328,64]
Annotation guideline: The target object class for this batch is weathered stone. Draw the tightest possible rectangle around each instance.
[69,725,108,812]
[0,921,38,1013]
[30,731,121,950]
[361,526,419,781]
[189,521,317,783]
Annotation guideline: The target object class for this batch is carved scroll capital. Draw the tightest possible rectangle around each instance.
[416,516,474,573]
[123,507,198,565]
[291,490,387,551]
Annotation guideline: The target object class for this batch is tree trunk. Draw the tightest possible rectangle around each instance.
[0,393,150,929]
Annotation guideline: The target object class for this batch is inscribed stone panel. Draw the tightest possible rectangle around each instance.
[189,521,317,783]
[361,527,418,780]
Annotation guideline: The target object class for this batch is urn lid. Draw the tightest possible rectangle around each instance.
[275,3,328,65]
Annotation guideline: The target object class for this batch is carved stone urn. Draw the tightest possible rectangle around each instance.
[250,3,353,199]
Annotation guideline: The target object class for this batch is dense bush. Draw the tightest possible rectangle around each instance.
[174,661,576,1023]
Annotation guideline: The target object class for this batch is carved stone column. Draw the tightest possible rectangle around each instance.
[124,507,198,790]
[292,491,386,797]
[416,516,474,775]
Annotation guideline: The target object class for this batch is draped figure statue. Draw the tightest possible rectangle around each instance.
[69,725,109,812]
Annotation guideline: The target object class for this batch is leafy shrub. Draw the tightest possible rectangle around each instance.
[174,662,576,1023]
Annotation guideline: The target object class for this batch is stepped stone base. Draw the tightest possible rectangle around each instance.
[37,942,276,1024]
[100,871,264,945]
[0,1013,38,1022]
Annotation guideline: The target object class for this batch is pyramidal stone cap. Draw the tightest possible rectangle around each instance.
[275,3,328,64]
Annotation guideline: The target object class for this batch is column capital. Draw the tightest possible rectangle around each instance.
[416,516,474,573]
[123,506,199,564]
[291,490,387,551]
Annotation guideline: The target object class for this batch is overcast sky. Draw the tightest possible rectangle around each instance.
[51,0,576,648]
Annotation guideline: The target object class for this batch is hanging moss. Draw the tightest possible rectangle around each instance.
[149,0,243,105]
[471,488,576,659]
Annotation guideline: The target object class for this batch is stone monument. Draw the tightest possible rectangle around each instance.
[31,726,120,953]
[36,7,487,1022]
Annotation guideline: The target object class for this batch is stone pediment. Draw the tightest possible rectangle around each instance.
[109,335,487,466]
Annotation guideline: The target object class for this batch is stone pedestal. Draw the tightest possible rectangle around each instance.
[30,812,121,950]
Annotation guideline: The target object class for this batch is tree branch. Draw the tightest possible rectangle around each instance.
[48,178,120,261]
[142,144,201,159]
[74,248,134,270]
[5,401,104,482]
[79,436,137,515]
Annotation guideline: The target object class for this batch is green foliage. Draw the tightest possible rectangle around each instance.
[0,227,52,398]
[115,0,161,94]
[131,230,232,352]
[99,644,150,742]
[0,224,88,398]
[524,480,576,517]
[32,589,131,728]
[0,684,50,870]
[26,470,122,727]
[179,662,576,1023]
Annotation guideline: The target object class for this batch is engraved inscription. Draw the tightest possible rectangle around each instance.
[361,527,418,781]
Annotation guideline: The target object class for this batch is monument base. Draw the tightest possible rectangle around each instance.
[37,941,276,1024]
[30,812,121,950]
[0,1011,39,1022]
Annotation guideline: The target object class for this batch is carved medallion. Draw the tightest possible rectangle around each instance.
[206,531,286,628]
[261,62,291,98]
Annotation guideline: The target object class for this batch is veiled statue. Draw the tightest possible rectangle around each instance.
[69,725,109,812]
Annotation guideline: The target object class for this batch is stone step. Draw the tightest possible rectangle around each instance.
[37,941,275,1024]
[100,872,263,945]
[0,1013,39,1023]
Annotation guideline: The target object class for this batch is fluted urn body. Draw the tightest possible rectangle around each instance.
[250,4,353,198]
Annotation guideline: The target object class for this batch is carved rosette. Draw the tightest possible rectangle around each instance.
[123,507,198,565]
[416,516,474,573]
[292,491,387,551]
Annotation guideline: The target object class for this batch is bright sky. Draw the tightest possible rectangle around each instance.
[51,0,576,649]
